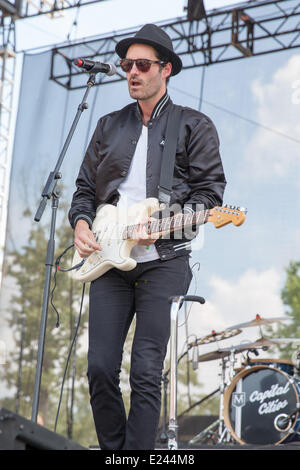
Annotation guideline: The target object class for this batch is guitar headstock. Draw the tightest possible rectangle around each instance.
[208,205,247,228]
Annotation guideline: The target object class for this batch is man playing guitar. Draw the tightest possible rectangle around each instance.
[69,24,226,450]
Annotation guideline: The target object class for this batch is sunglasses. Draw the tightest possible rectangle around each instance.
[120,58,167,73]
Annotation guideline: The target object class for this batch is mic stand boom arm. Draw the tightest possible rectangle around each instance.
[31,73,96,423]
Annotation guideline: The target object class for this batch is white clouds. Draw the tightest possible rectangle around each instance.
[183,267,284,337]
[243,54,300,180]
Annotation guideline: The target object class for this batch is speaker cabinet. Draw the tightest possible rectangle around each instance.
[0,407,85,450]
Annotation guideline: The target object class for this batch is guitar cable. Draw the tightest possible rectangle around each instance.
[51,243,84,327]
[56,243,85,273]
[50,244,86,433]
[54,281,86,433]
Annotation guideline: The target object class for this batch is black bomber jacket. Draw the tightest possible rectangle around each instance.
[68,92,227,260]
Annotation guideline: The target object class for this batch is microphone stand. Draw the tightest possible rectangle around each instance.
[31,73,97,423]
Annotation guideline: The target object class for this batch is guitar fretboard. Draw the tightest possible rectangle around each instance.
[122,209,210,239]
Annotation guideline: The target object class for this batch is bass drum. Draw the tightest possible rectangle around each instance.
[224,365,300,445]
[242,358,295,376]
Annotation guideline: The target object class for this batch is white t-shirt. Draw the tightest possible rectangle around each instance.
[117,125,160,262]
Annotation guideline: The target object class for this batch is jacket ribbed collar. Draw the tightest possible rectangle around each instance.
[136,91,170,121]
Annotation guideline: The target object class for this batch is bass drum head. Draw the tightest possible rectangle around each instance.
[224,365,299,445]
[243,358,294,376]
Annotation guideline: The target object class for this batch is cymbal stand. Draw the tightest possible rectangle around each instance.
[188,356,231,445]
[228,348,237,381]
[188,418,220,445]
[218,348,239,443]
[217,356,232,443]
[217,357,227,441]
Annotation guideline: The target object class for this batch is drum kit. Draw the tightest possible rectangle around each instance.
[187,314,300,447]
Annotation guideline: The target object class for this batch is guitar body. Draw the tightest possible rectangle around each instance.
[71,197,246,283]
[71,197,160,282]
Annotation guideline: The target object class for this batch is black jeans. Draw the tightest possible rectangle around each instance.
[87,255,193,450]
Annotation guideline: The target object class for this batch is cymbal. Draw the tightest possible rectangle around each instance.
[226,314,289,331]
[188,328,242,347]
[221,337,300,351]
[196,337,300,362]
[258,337,300,345]
[197,350,232,362]
[197,344,252,362]
[221,337,278,351]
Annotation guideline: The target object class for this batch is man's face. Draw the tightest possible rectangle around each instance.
[125,43,171,102]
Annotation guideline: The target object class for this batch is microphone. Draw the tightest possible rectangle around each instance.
[73,58,117,76]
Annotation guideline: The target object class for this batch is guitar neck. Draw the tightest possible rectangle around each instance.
[123,209,210,239]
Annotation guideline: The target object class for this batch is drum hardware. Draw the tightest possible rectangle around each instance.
[187,314,299,447]
[174,311,298,447]
[191,341,199,371]
[191,332,300,445]
[274,403,300,432]
[274,413,295,432]
[292,350,300,376]
[189,350,239,446]
[193,339,300,446]
[189,339,255,444]
[189,419,220,445]
[188,328,242,371]
[178,389,220,445]
[170,328,241,446]
[242,357,296,376]
[223,364,300,445]
[217,355,234,443]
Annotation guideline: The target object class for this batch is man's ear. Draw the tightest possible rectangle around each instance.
[163,62,172,80]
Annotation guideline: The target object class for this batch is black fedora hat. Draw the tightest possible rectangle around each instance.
[115,24,182,76]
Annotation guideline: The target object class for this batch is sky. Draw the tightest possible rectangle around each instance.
[1,0,300,404]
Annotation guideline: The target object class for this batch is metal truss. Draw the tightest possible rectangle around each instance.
[0,0,107,18]
[0,14,16,287]
[50,0,300,89]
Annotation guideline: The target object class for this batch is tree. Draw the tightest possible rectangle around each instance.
[0,206,97,446]
[275,261,300,361]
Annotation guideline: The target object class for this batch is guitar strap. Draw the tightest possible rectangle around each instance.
[158,105,182,207]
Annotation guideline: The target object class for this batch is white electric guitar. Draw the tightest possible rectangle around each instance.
[71,198,246,282]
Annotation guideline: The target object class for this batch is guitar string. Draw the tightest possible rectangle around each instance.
[92,206,242,241]
[120,209,210,239]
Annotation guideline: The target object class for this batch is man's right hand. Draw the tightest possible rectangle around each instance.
[74,219,102,258]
